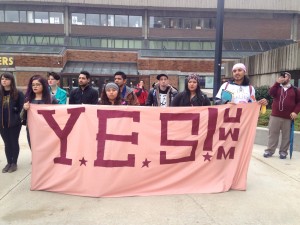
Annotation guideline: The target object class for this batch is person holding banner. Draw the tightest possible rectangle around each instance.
[99,82,122,105]
[0,72,25,173]
[215,63,268,106]
[114,71,139,105]
[263,72,300,159]
[146,74,178,107]
[171,74,211,106]
[23,75,58,148]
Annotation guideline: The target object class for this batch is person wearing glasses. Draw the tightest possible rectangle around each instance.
[22,75,58,148]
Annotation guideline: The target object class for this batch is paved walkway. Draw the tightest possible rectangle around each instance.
[1,127,300,225]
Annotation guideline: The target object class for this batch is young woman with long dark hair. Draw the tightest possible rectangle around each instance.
[23,75,58,148]
[0,72,25,173]
[171,74,211,106]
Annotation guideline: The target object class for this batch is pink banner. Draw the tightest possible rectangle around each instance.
[29,103,260,197]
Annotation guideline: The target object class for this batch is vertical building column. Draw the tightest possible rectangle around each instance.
[142,9,149,49]
[290,13,298,41]
[64,6,70,46]
[64,6,69,36]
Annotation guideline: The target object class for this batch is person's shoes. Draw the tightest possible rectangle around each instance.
[263,151,273,158]
[2,164,11,173]
[279,153,287,159]
[8,163,17,173]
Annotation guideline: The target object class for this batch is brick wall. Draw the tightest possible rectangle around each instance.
[14,55,63,68]
[66,50,137,63]
[138,59,214,72]
[149,75,179,90]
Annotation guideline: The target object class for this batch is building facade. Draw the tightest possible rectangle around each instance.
[0,0,299,94]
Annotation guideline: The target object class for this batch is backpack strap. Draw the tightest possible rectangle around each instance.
[224,82,229,90]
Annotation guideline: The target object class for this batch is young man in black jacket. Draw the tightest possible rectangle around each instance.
[69,71,99,105]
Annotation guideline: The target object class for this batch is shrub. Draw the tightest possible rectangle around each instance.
[258,109,300,131]
[255,85,273,109]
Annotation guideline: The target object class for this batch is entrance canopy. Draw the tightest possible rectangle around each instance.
[62,61,137,75]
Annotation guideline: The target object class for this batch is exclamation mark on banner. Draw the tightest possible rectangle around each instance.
[203,108,218,152]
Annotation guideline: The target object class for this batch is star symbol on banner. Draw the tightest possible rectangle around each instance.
[141,158,151,168]
[79,157,87,166]
[203,152,212,162]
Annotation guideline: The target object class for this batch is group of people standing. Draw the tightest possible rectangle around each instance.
[1,62,299,173]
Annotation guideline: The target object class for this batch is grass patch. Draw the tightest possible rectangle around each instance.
[258,109,300,131]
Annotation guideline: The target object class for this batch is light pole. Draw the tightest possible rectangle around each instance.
[213,0,225,102]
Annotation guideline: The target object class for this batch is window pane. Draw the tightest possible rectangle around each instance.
[86,14,99,26]
[107,38,114,48]
[108,15,114,26]
[129,40,142,49]
[259,41,270,51]
[249,40,261,51]
[149,41,162,49]
[115,15,128,27]
[8,36,19,44]
[241,41,252,50]
[178,18,184,29]
[79,37,87,47]
[202,42,214,50]
[100,14,107,26]
[205,76,214,88]
[233,41,242,50]
[115,39,127,48]
[27,11,34,23]
[101,38,108,48]
[35,12,49,23]
[50,36,64,45]
[0,11,4,22]
[223,41,233,50]
[182,41,189,50]
[176,41,183,50]
[5,11,19,22]
[50,12,63,24]
[190,42,200,50]
[184,19,191,29]
[164,41,176,49]
[129,16,142,27]
[35,36,45,45]
[203,18,215,29]
[90,38,100,47]
[19,36,28,44]
[28,36,36,45]
[72,13,85,25]
[152,16,163,28]
[20,11,26,23]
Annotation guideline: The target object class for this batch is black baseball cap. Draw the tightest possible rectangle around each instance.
[156,74,168,80]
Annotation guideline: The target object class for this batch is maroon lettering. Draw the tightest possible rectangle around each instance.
[94,110,139,167]
[160,113,199,164]
[203,108,218,151]
[219,128,240,141]
[224,108,242,123]
[216,146,235,159]
[37,107,85,165]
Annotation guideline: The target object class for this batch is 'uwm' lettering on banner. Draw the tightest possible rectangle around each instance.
[29,103,260,197]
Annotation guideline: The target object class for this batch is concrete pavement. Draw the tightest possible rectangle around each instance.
[1,127,300,225]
